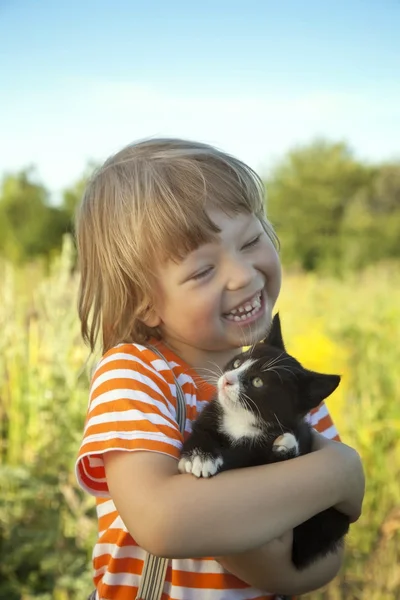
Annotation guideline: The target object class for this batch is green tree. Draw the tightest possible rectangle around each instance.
[0,168,70,263]
[265,139,371,272]
[341,163,400,269]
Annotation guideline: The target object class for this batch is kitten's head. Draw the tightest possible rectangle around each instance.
[217,313,340,433]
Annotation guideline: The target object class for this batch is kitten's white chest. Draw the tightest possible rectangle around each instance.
[220,407,262,441]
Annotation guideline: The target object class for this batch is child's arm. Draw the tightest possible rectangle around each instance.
[217,431,350,593]
[104,434,364,560]
[218,529,344,595]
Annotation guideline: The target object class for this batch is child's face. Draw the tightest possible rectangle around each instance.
[146,209,282,368]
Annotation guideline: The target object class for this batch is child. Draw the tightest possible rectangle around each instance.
[75,138,365,600]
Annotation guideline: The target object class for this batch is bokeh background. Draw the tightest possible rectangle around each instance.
[1,1,399,598]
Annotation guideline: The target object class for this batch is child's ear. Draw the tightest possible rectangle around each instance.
[264,312,285,351]
[140,306,161,328]
[299,371,341,412]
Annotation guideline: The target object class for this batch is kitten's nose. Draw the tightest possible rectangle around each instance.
[222,373,235,387]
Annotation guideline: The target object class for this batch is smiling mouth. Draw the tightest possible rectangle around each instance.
[224,292,262,321]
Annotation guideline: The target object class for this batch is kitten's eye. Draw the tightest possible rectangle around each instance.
[252,377,263,388]
[233,359,241,369]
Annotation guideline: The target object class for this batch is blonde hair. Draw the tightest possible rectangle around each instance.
[75,138,279,353]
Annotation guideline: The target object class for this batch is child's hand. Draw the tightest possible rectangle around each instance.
[310,430,365,523]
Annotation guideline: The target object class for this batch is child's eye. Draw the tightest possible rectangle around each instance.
[191,267,213,280]
[242,235,261,250]
[233,359,241,368]
[252,377,263,388]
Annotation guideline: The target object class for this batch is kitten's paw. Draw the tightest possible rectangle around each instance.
[178,451,223,478]
[272,432,299,456]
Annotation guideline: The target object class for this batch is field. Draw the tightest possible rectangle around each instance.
[1,236,399,599]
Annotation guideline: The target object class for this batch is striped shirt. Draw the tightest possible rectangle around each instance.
[76,341,339,600]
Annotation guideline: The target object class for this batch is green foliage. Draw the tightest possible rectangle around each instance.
[0,161,97,265]
[0,238,96,599]
[265,139,400,273]
[0,241,399,598]
[0,168,71,264]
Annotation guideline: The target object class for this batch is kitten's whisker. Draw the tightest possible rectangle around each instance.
[262,364,301,379]
[266,366,284,385]
[277,366,301,379]
[196,367,222,380]
[261,352,287,370]
[243,392,263,423]
[190,375,220,388]
[206,361,224,377]
[273,412,285,435]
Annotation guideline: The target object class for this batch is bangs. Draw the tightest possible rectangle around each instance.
[137,152,267,264]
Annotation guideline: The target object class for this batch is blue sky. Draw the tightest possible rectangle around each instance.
[1,0,399,197]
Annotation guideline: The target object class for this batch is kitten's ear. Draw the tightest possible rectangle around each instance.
[264,313,285,350]
[299,371,341,412]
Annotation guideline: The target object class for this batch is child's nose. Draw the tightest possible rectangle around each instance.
[226,257,254,290]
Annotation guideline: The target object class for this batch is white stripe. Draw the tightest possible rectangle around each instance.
[88,455,103,468]
[172,558,229,574]
[151,357,173,371]
[309,402,328,425]
[176,372,197,387]
[185,392,199,408]
[108,515,126,530]
[322,424,337,439]
[96,499,116,517]
[102,571,138,587]
[91,368,168,400]
[168,584,272,600]
[87,392,177,424]
[81,430,182,449]
[93,543,144,559]
[86,408,179,431]
[97,351,168,382]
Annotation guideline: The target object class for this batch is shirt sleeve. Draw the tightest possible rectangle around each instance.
[75,345,183,496]
[308,401,340,441]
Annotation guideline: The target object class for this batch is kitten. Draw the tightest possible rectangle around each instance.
[178,313,350,570]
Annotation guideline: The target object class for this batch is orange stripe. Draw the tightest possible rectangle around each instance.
[84,418,181,439]
[91,378,170,403]
[96,529,137,546]
[97,510,119,531]
[81,437,181,457]
[170,569,248,589]
[106,556,144,574]
[313,413,334,432]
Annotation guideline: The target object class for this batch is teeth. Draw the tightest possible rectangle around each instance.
[225,292,262,321]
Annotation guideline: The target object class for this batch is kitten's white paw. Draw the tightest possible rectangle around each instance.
[178,452,223,478]
[272,432,299,456]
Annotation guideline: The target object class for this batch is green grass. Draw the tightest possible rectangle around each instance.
[0,237,399,598]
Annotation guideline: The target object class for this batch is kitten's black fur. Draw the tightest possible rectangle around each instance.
[179,313,350,570]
